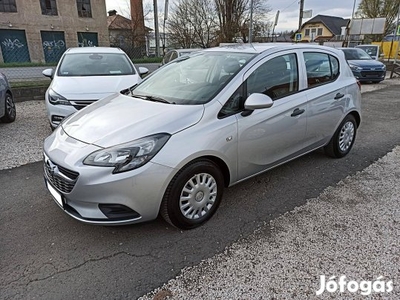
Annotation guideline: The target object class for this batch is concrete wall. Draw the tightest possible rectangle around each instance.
[0,0,110,63]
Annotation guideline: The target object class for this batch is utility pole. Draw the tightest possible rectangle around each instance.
[298,0,304,32]
[163,0,169,55]
[153,0,160,57]
[249,0,254,43]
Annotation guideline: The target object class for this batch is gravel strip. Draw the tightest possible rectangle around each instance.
[140,146,400,299]
[0,100,51,170]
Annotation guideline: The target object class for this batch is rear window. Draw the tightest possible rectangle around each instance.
[58,53,135,76]
[304,52,340,88]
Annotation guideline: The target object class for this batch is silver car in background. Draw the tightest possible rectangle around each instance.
[43,44,361,229]
[42,47,148,129]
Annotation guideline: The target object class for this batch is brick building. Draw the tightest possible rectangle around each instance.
[0,0,110,63]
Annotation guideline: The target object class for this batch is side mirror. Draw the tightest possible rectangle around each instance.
[42,68,54,79]
[244,93,274,110]
[138,67,149,76]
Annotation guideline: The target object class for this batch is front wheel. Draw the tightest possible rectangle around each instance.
[0,93,16,123]
[325,114,357,158]
[160,159,224,230]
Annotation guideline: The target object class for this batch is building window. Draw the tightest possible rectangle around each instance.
[0,0,17,12]
[305,29,310,37]
[40,0,58,16]
[317,28,323,36]
[76,0,92,18]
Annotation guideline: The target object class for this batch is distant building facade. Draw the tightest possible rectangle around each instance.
[299,15,349,44]
[107,10,152,59]
[0,0,110,63]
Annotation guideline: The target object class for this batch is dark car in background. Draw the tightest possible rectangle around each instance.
[0,73,16,123]
[339,48,386,83]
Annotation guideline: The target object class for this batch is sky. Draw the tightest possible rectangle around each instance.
[105,0,359,32]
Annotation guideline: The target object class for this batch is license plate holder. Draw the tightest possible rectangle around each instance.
[46,181,63,208]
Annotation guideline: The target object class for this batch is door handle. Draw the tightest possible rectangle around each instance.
[291,108,305,117]
[334,93,345,99]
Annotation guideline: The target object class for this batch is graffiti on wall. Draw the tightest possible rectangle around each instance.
[78,39,95,47]
[42,39,65,49]
[2,38,24,50]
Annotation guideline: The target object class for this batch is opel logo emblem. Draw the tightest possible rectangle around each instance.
[46,158,57,176]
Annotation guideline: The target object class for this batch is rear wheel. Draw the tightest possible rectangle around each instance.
[1,93,16,123]
[325,114,357,158]
[160,159,224,230]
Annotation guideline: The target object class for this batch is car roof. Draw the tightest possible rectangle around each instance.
[355,44,378,48]
[65,47,126,54]
[204,43,343,55]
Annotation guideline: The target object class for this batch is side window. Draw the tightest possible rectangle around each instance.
[170,51,178,61]
[330,55,339,79]
[304,52,339,87]
[246,53,298,100]
[218,84,244,118]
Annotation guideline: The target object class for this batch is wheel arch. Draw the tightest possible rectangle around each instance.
[348,110,361,128]
[186,155,231,188]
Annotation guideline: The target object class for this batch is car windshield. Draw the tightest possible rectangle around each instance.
[342,48,372,60]
[58,53,135,76]
[356,46,377,57]
[131,51,256,105]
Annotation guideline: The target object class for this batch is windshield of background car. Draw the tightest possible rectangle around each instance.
[131,51,256,105]
[57,53,135,76]
[342,49,372,60]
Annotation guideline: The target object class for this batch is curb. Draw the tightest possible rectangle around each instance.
[12,86,47,102]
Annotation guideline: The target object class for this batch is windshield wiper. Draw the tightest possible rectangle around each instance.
[132,94,174,104]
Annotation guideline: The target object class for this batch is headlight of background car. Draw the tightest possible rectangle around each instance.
[83,133,171,173]
[348,64,363,71]
[48,89,70,105]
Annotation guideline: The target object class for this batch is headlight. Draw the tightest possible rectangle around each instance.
[48,89,70,105]
[83,133,171,173]
[348,64,362,71]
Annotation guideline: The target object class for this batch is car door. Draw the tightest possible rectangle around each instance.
[235,52,308,180]
[301,51,347,150]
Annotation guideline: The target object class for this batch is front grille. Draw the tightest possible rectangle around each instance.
[360,71,385,77]
[70,100,97,110]
[44,158,79,193]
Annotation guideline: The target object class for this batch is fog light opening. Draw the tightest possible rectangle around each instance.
[99,204,141,220]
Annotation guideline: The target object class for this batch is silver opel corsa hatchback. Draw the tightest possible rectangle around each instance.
[43,44,361,229]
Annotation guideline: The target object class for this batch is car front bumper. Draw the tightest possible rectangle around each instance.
[43,128,175,225]
[351,70,386,82]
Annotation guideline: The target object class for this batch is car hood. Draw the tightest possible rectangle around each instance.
[51,75,140,99]
[347,60,384,68]
[61,94,204,148]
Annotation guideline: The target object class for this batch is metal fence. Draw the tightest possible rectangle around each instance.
[0,43,159,84]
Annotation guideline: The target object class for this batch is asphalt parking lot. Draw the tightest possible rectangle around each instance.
[1,79,400,299]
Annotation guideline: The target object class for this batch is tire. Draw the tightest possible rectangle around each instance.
[160,159,224,230]
[0,92,16,123]
[325,114,357,158]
